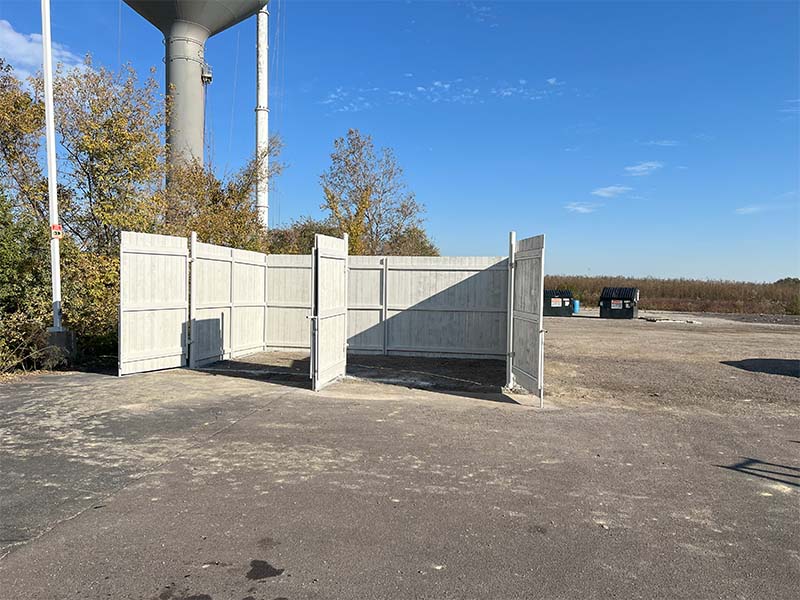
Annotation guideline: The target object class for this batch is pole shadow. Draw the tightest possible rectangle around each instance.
[716,456,800,488]
[720,358,799,378]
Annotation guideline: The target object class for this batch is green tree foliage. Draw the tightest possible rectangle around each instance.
[266,217,340,255]
[384,225,440,256]
[50,58,164,253]
[0,194,53,371]
[160,141,283,253]
[0,59,47,219]
[320,129,438,256]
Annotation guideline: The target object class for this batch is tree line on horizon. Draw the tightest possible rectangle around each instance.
[545,275,799,315]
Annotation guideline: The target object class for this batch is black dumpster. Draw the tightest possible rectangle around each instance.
[544,289,574,317]
[599,287,639,319]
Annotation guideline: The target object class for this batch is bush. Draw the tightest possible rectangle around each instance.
[61,247,119,365]
[0,196,55,371]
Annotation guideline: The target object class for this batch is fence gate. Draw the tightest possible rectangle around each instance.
[310,234,349,391]
[506,233,546,404]
[118,232,189,376]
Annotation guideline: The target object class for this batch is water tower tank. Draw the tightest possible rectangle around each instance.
[124,0,267,167]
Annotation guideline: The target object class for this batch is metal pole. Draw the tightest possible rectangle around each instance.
[255,5,269,229]
[41,0,62,331]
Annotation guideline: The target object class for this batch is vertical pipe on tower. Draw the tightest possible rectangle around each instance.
[255,5,269,229]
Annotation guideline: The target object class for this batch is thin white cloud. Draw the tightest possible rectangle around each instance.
[546,77,564,86]
[645,139,680,147]
[779,99,800,114]
[0,19,83,80]
[735,192,799,215]
[565,202,602,214]
[624,161,664,176]
[735,206,766,215]
[319,87,373,112]
[466,2,499,27]
[321,74,572,112]
[591,185,632,198]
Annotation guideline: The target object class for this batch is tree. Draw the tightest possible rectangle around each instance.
[0,59,48,221]
[50,57,165,253]
[320,129,437,255]
[159,140,284,253]
[384,225,439,256]
[266,216,340,254]
[0,57,288,368]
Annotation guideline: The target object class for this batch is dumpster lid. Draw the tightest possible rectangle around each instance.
[600,287,639,300]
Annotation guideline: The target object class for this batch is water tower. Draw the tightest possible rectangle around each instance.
[123,0,267,167]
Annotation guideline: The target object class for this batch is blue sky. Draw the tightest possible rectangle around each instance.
[1,0,798,281]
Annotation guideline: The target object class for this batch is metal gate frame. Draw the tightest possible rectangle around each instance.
[506,231,546,406]
[310,233,349,391]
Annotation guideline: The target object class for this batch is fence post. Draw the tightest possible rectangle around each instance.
[228,247,234,359]
[262,252,268,352]
[506,231,516,388]
[344,233,349,358]
[382,256,389,355]
[189,231,197,368]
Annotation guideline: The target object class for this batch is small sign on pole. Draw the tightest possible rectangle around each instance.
[50,223,63,239]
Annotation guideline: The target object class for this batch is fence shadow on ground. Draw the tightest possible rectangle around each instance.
[720,358,799,378]
[716,456,800,488]
[197,353,522,405]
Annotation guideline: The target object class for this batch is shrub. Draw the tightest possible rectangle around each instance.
[0,196,55,371]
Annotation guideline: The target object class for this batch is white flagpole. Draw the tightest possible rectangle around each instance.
[40,0,63,330]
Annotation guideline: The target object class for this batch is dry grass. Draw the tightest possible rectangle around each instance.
[544,276,800,315]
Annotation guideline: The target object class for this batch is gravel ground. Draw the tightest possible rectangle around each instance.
[544,309,799,414]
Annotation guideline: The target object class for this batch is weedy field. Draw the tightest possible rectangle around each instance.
[545,275,800,315]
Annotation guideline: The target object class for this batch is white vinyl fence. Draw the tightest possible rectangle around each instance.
[189,234,270,367]
[118,232,189,376]
[265,255,312,351]
[118,230,545,397]
[348,256,509,358]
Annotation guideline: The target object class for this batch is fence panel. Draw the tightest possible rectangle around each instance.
[190,236,268,367]
[311,234,349,391]
[265,254,312,351]
[347,256,386,353]
[507,233,546,402]
[346,256,508,358]
[118,231,189,376]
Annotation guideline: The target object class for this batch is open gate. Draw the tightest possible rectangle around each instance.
[310,234,349,391]
[118,232,189,376]
[506,233,546,405]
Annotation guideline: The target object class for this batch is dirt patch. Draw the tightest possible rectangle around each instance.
[544,311,799,413]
